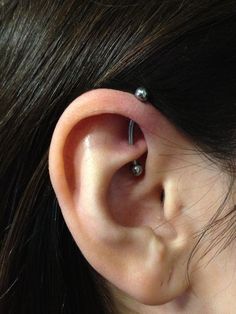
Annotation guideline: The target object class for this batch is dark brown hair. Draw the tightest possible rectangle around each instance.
[0,1,236,313]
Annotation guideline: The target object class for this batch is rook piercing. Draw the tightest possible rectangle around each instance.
[129,87,149,176]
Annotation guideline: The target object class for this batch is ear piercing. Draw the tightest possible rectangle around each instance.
[129,87,149,176]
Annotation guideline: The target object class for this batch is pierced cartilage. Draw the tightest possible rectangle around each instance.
[128,87,149,176]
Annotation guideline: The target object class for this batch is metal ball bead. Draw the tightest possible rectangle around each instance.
[132,164,143,176]
[134,87,148,102]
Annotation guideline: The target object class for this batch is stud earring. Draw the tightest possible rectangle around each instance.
[129,87,148,176]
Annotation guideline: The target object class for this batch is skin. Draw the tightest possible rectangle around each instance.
[109,157,236,314]
[48,88,236,314]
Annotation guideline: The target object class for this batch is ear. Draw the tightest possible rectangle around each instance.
[48,88,193,305]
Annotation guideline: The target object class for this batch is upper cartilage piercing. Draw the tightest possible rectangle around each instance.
[129,87,149,176]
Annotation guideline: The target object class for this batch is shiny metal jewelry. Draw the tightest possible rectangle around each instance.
[129,87,148,176]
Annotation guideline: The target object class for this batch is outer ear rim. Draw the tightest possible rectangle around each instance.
[48,88,191,306]
[48,88,157,210]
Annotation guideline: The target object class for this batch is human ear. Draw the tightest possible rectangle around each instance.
[48,88,194,305]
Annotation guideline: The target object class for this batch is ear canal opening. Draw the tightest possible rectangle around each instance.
[160,189,165,204]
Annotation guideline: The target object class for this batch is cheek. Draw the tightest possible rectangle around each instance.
[178,162,229,226]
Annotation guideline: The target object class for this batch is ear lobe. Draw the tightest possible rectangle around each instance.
[48,88,191,306]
